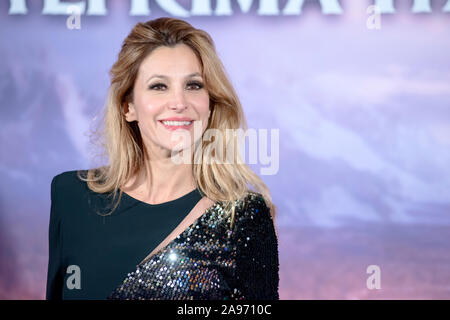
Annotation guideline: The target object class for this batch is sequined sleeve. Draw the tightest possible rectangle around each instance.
[231,194,280,300]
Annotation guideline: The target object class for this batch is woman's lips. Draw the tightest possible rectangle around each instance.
[158,120,194,131]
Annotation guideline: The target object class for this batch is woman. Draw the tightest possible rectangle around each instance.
[46,17,279,300]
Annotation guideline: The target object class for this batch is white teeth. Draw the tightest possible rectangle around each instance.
[162,120,192,126]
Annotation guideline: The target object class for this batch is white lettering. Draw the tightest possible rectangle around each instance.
[259,129,279,175]
[444,0,450,12]
[130,0,151,15]
[366,265,381,290]
[66,265,81,290]
[155,0,189,17]
[374,0,395,13]
[258,0,280,15]
[283,0,343,15]
[87,0,108,15]
[376,0,450,13]
[366,5,381,30]
[191,0,213,16]
[215,0,255,16]
[7,0,450,15]
[42,0,86,15]
[66,5,82,29]
[8,0,27,14]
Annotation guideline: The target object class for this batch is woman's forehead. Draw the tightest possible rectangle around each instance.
[138,45,203,81]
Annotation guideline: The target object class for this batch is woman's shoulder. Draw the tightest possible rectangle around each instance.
[232,191,276,229]
[239,191,272,217]
[52,169,90,193]
[49,170,91,224]
[51,169,93,205]
[52,169,87,185]
[231,190,279,246]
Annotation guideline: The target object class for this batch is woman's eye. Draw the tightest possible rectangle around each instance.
[149,82,204,91]
[149,83,166,90]
[187,81,204,90]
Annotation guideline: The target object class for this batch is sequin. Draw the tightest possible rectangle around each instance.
[107,192,279,300]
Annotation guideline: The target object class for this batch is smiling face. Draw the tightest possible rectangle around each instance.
[124,43,211,157]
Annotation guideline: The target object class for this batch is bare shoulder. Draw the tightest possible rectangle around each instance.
[193,196,216,218]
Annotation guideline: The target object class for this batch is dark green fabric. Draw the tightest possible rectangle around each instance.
[46,170,203,300]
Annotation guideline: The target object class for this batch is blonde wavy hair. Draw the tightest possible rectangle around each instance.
[78,17,277,230]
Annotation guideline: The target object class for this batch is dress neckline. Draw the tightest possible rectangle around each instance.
[120,187,201,208]
[136,198,220,267]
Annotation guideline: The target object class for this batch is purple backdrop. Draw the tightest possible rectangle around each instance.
[1,0,450,299]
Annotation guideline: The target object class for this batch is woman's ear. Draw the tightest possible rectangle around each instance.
[123,101,137,122]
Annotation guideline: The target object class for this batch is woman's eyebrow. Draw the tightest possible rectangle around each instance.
[147,72,202,82]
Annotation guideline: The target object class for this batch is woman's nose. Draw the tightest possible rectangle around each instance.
[169,88,188,111]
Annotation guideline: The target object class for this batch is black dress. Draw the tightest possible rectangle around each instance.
[46,170,279,300]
